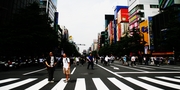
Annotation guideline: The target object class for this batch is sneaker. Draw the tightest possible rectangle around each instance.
[49,81,54,83]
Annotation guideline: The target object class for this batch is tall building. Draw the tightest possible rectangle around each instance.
[114,6,129,43]
[39,0,57,27]
[128,0,159,30]
[115,6,129,41]
[105,15,114,45]
[151,0,180,52]
[0,0,39,25]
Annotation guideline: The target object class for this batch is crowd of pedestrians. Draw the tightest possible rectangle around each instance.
[42,51,175,84]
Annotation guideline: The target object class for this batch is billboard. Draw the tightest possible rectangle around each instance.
[117,8,129,23]
[139,20,149,46]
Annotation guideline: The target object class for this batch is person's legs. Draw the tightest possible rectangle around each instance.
[47,68,51,81]
[49,68,53,81]
[87,62,90,69]
[91,62,94,69]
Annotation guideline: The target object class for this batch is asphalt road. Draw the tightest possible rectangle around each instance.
[0,61,180,90]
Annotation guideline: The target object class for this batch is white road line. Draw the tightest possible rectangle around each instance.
[124,77,163,90]
[156,76,180,83]
[97,64,123,78]
[92,78,109,90]
[141,66,180,70]
[51,78,67,90]
[23,68,46,76]
[74,78,86,90]
[114,64,149,72]
[138,67,155,70]
[139,77,180,89]
[108,77,134,90]
[174,76,180,78]
[110,66,120,70]
[0,78,37,90]
[25,78,48,90]
[115,71,180,74]
[0,78,19,84]
[71,67,76,74]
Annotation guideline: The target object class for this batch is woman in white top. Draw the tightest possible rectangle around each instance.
[62,53,70,83]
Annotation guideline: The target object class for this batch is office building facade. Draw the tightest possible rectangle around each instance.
[0,0,39,25]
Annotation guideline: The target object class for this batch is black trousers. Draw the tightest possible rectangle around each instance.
[47,67,55,81]
[87,61,94,69]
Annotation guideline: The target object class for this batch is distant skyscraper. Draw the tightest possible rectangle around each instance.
[39,0,57,27]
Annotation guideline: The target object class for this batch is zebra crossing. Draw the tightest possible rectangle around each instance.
[0,76,180,90]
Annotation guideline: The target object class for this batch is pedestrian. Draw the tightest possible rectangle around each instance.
[62,53,70,83]
[45,52,57,83]
[87,53,94,69]
[104,55,110,66]
[131,56,136,67]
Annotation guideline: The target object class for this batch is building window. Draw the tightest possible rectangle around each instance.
[138,4,144,10]
[150,5,159,8]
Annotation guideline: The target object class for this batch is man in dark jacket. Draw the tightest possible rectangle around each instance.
[45,52,57,83]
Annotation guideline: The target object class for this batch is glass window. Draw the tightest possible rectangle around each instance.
[150,5,159,8]
[138,4,144,9]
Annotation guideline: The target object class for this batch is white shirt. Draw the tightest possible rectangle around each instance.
[50,56,54,67]
[131,56,135,61]
[63,57,70,69]
[105,56,110,62]
[76,57,79,62]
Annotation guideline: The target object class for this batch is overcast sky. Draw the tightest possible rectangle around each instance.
[57,0,128,53]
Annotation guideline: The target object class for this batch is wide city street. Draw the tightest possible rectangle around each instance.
[0,60,180,90]
[0,61,180,90]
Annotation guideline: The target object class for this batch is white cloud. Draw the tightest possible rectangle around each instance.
[57,0,128,53]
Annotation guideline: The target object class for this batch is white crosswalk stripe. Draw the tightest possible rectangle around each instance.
[174,76,180,78]
[1,76,180,90]
[25,78,48,90]
[139,77,180,89]
[0,78,37,90]
[74,78,86,90]
[51,78,67,90]
[92,78,109,90]
[156,76,180,83]
[108,77,134,90]
[0,78,19,84]
[124,77,163,90]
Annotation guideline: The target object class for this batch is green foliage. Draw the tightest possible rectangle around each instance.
[62,39,81,57]
[0,2,59,56]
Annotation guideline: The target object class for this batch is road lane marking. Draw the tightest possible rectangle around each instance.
[110,66,120,70]
[23,68,46,76]
[114,64,149,72]
[0,78,37,90]
[140,65,180,70]
[139,77,180,89]
[0,78,19,84]
[108,77,134,90]
[25,78,48,90]
[51,78,67,90]
[97,64,123,78]
[174,76,180,78]
[124,77,163,90]
[92,78,109,90]
[115,72,180,74]
[71,67,76,74]
[155,76,180,83]
[74,78,86,90]
[138,67,155,70]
